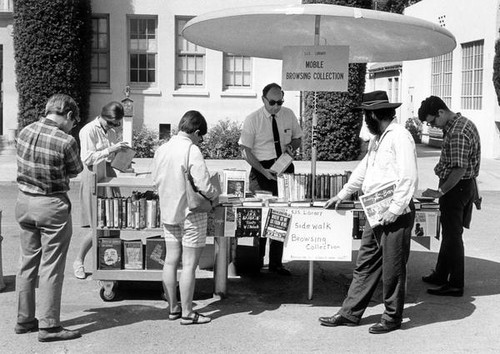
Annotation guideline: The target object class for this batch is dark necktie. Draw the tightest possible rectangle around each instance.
[271,114,282,157]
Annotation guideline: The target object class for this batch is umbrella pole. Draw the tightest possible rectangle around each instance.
[308,14,321,301]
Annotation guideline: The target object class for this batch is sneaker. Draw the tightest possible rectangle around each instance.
[38,327,81,342]
[73,261,86,279]
[15,318,39,334]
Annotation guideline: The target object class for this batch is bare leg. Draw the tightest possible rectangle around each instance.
[74,231,92,264]
[179,246,204,317]
[163,242,182,313]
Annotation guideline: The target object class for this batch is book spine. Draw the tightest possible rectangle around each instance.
[105,198,113,228]
[127,197,134,229]
[113,197,119,228]
[97,198,105,228]
[139,197,146,229]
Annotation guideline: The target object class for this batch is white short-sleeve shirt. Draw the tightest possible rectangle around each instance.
[239,106,303,161]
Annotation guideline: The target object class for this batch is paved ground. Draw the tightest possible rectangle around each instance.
[1,144,500,353]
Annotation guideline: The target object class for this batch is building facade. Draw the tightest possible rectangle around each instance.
[0,0,301,140]
[402,0,500,158]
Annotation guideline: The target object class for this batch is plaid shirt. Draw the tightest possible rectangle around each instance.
[16,118,83,195]
[435,114,481,180]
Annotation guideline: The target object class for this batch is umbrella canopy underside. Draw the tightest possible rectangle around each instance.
[182,4,456,63]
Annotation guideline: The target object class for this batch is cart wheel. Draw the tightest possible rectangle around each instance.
[99,280,118,301]
[100,287,117,301]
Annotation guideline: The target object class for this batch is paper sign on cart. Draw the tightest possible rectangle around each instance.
[283,208,352,261]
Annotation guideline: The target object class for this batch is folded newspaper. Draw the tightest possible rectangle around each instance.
[358,183,396,228]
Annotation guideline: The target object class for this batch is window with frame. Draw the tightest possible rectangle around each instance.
[431,52,453,106]
[176,17,205,88]
[223,53,252,90]
[461,40,483,110]
[91,15,110,87]
[129,16,157,85]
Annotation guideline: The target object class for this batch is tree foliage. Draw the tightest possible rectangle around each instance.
[493,38,500,106]
[301,0,370,161]
[13,0,92,135]
[200,119,242,159]
[380,0,421,14]
[302,64,366,160]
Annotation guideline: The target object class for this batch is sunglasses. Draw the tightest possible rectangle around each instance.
[265,97,284,106]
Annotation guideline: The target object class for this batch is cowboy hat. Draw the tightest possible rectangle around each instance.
[356,90,402,110]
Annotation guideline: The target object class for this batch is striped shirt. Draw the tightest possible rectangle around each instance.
[16,118,83,195]
[434,114,481,180]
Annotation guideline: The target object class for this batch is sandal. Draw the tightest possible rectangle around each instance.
[168,307,182,321]
[180,312,211,325]
[73,262,86,280]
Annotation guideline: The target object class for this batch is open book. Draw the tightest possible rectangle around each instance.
[111,147,136,172]
[358,183,396,228]
[269,153,293,175]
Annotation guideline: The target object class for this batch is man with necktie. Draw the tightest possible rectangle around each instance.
[239,83,303,275]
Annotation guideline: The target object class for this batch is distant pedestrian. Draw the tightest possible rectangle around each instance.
[419,96,481,297]
[15,94,83,342]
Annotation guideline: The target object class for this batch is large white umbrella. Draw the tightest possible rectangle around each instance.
[182,4,456,62]
[183,4,456,299]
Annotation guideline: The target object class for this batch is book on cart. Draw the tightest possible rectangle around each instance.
[412,211,439,237]
[145,236,165,269]
[235,207,263,237]
[98,238,122,270]
[263,208,292,242]
[358,183,397,228]
[269,153,293,176]
[111,146,136,172]
[123,239,144,270]
[221,169,246,197]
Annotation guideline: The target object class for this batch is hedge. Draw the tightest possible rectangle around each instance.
[13,0,92,136]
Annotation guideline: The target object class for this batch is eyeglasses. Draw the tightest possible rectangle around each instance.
[265,97,284,106]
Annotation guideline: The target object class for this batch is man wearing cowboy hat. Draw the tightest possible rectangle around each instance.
[319,91,418,334]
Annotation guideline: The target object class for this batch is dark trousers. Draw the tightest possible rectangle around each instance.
[339,208,414,324]
[249,159,294,269]
[435,179,475,288]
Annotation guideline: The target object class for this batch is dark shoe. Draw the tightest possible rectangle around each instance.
[369,321,401,334]
[422,271,446,286]
[427,284,463,297]
[15,318,39,334]
[319,314,358,327]
[269,266,291,276]
[38,327,82,342]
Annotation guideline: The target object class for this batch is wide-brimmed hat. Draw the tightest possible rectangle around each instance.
[356,90,402,110]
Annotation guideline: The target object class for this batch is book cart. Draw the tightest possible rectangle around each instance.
[212,200,440,300]
[90,161,167,301]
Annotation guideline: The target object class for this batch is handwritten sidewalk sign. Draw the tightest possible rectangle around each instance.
[283,208,353,261]
[282,45,349,92]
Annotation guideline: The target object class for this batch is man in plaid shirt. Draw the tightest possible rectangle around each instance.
[418,95,481,297]
[14,94,84,342]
